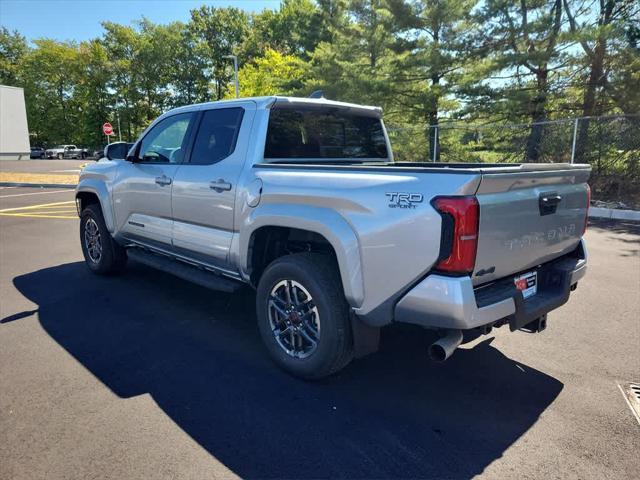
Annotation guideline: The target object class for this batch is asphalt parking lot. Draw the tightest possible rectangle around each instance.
[1,186,639,480]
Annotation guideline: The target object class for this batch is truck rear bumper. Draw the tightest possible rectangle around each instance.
[394,239,587,331]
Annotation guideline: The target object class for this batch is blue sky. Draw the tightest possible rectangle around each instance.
[0,0,280,43]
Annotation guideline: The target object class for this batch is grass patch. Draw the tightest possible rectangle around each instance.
[0,172,78,185]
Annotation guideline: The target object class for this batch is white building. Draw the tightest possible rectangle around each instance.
[0,85,30,160]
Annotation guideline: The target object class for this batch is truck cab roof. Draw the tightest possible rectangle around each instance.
[164,96,383,118]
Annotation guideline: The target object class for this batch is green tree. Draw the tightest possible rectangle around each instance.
[188,6,250,99]
[564,0,640,160]
[245,0,330,58]
[75,39,111,147]
[101,21,144,140]
[0,27,28,85]
[310,1,395,107]
[20,39,80,145]
[225,48,309,97]
[167,22,210,106]
[386,0,477,160]
[136,19,178,121]
[607,14,640,114]
[476,0,567,161]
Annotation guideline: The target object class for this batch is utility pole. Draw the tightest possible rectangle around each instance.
[113,102,122,142]
[116,109,122,142]
[223,55,239,98]
[432,126,438,162]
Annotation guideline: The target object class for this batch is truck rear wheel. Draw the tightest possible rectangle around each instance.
[57,153,63,159]
[256,253,353,379]
[80,203,127,275]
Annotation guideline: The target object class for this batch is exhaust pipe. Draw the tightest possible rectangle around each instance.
[428,329,463,362]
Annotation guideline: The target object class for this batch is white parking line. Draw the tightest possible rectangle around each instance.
[0,190,72,198]
[618,383,640,426]
[0,186,19,190]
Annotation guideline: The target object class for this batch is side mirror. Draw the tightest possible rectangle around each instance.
[105,142,129,161]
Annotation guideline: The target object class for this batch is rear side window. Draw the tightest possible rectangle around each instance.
[190,107,244,165]
[264,107,388,160]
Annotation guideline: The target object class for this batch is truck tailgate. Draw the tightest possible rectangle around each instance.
[472,165,590,286]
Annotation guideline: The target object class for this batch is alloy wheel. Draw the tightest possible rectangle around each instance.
[84,217,102,264]
[268,279,320,358]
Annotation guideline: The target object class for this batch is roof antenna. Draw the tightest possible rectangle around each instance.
[309,90,325,99]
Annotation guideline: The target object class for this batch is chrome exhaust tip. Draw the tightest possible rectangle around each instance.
[428,329,464,362]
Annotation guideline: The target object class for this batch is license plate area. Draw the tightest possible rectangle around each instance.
[514,271,537,299]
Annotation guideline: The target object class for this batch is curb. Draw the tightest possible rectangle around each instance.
[0,182,77,189]
[589,207,640,221]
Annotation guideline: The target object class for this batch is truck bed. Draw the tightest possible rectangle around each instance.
[255,160,591,289]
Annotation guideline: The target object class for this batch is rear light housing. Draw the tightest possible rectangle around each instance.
[432,196,479,275]
[583,184,591,235]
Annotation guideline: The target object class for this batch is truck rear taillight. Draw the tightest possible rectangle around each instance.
[583,184,591,235]
[432,196,479,275]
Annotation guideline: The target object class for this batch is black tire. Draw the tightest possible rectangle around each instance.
[81,152,87,159]
[57,153,63,159]
[256,253,353,379]
[80,203,127,275]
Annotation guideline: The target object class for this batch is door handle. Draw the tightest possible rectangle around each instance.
[540,194,562,205]
[155,175,172,186]
[209,179,232,192]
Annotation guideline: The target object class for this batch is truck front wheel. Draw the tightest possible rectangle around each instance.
[256,253,353,379]
[80,203,127,274]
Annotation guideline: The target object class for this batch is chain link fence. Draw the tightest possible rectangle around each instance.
[387,115,640,209]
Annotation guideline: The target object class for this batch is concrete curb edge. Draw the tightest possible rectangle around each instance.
[589,207,640,221]
[0,182,77,189]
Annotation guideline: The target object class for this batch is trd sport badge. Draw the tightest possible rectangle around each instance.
[386,192,424,209]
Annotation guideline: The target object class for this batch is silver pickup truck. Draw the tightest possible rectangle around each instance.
[76,96,590,379]
[46,144,89,159]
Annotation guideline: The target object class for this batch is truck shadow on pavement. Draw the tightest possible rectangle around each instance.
[12,261,563,479]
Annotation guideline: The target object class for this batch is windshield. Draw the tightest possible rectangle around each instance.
[264,106,388,161]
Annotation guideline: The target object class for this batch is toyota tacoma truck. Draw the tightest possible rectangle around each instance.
[46,144,89,159]
[75,96,590,379]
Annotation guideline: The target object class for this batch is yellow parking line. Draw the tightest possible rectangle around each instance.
[0,200,78,219]
[0,200,76,213]
[11,210,78,214]
[0,212,77,219]
[27,204,78,209]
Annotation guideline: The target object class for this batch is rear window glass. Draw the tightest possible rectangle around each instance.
[190,107,244,165]
[264,107,388,160]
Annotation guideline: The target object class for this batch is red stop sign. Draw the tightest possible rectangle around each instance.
[103,122,114,136]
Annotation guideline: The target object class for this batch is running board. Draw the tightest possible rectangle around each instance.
[127,248,242,293]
